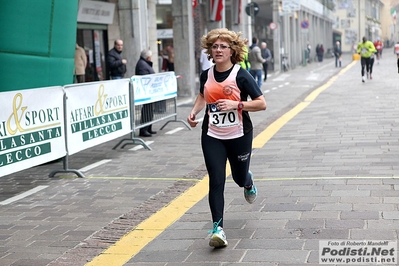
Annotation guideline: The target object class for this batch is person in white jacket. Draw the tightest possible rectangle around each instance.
[199,48,214,72]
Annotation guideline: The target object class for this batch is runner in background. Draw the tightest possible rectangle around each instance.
[395,42,399,73]
[357,36,376,83]
[373,37,383,64]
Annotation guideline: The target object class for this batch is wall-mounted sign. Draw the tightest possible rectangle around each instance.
[157,29,174,39]
[282,0,300,12]
[77,0,115,25]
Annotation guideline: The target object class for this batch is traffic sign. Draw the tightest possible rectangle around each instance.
[245,2,260,17]
[269,22,277,30]
[300,20,309,29]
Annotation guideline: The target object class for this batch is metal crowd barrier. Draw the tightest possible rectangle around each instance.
[112,73,191,150]
[0,72,190,178]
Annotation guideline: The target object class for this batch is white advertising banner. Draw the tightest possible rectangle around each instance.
[131,72,177,105]
[65,79,131,155]
[0,87,66,177]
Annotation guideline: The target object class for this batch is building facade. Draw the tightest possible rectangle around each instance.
[1,0,338,96]
[74,0,338,97]
[330,0,398,52]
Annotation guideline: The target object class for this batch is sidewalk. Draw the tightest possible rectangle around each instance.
[120,54,399,265]
[1,53,399,266]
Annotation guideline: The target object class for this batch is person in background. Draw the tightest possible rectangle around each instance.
[306,42,311,62]
[317,44,324,62]
[107,39,127,79]
[374,37,383,64]
[74,43,87,83]
[333,41,342,68]
[200,48,214,73]
[260,42,272,81]
[186,28,267,248]
[135,49,157,137]
[357,36,377,82]
[160,45,175,71]
[248,37,265,88]
[239,38,250,71]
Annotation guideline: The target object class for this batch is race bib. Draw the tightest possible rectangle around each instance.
[361,48,368,55]
[209,103,239,128]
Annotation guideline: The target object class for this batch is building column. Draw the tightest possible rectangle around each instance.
[172,0,196,97]
[273,0,281,71]
[147,0,159,72]
[118,0,149,78]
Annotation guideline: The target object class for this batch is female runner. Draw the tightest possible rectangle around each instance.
[187,28,267,248]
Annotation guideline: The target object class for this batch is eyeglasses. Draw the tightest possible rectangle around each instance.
[211,44,231,50]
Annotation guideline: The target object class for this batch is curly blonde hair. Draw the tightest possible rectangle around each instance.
[201,28,246,65]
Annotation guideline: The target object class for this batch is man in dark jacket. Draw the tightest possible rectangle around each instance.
[135,49,157,137]
[260,42,272,81]
[107,39,127,79]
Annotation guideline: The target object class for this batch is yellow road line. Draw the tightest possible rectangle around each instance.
[253,61,355,149]
[86,166,233,266]
[86,62,356,266]
[84,176,200,182]
[86,174,210,266]
[252,101,310,148]
[227,176,399,182]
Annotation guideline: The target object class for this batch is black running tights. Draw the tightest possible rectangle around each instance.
[361,57,371,76]
[201,131,253,228]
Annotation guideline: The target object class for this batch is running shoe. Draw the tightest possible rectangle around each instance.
[208,220,228,248]
[244,171,257,204]
[362,76,365,82]
[370,73,372,79]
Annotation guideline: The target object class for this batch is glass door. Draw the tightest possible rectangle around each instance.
[76,29,108,82]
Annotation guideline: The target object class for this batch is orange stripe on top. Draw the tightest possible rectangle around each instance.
[204,65,244,139]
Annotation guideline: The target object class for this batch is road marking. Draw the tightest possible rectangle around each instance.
[165,127,184,134]
[228,176,399,182]
[0,185,48,205]
[79,159,112,172]
[272,73,290,81]
[177,98,193,106]
[85,173,211,266]
[129,141,154,151]
[306,73,319,80]
[253,61,356,149]
[85,176,200,182]
[85,60,357,266]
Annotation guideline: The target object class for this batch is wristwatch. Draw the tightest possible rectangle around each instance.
[237,101,244,111]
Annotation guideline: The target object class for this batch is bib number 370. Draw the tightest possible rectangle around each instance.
[210,110,239,128]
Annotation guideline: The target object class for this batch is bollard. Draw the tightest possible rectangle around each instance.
[352,53,360,60]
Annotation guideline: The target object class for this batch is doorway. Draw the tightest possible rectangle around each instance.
[76,28,109,82]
